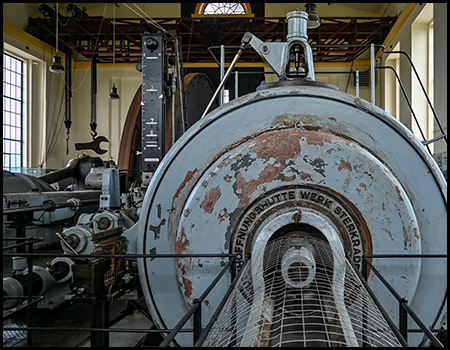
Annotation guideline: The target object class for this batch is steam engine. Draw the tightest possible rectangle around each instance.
[130,9,447,347]
[3,9,446,347]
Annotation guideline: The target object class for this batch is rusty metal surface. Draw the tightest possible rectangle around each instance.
[136,86,446,346]
[117,85,142,190]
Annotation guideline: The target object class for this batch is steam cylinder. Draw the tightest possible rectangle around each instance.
[136,85,447,346]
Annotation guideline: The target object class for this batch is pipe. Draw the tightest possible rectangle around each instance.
[220,45,225,106]
[38,157,80,184]
[3,198,99,215]
[355,70,360,97]
[370,43,375,105]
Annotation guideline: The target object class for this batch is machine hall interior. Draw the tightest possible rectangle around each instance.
[3,3,447,348]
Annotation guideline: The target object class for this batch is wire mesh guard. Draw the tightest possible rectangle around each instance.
[203,235,402,347]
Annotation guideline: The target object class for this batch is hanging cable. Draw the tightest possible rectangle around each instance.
[58,3,76,26]
[113,4,116,86]
[90,55,98,139]
[62,3,107,92]
[40,74,66,167]
[122,3,168,33]
[64,50,72,154]
[56,3,59,54]
[41,4,106,165]
[132,3,168,32]
[108,3,120,100]
[186,18,194,63]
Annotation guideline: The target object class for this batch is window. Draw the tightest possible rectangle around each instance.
[411,3,434,147]
[193,3,253,17]
[384,42,400,120]
[204,3,245,15]
[3,53,24,172]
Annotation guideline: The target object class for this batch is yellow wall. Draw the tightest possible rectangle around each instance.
[3,3,447,170]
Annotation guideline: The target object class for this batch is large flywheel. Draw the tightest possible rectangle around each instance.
[118,73,218,190]
[136,85,446,346]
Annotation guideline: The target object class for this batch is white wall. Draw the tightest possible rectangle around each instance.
[432,3,447,155]
[59,66,141,168]
[379,3,447,157]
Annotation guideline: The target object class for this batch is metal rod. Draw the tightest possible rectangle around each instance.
[375,66,431,153]
[348,257,409,346]
[402,303,444,347]
[2,239,44,251]
[159,303,200,346]
[3,199,99,215]
[363,259,404,301]
[2,297,44,322]
[201,47,242,119]
[90,297,109,346]
[363,257,444,347]
[364,254,446,258]
[220,45,225,106]
[355,70,359,97]
[176,37,186,134]
[382,48,447,144]
[3,252,236,259]
[370,43,375,105]
[3,237,44,240]
[408,328,447,333]
[159,257,237,346]
[26,239,34,346]
[201,34,251,119]
[56,232,79,255]
[2,326,194,333]
[312,44,385,48]
[399,298,409,342]
[197,257,236,302]
[234,71,239,99]
[193,300,202,344]
[422,134,447,146]
[171,65,176,145]
[194,255,250,347]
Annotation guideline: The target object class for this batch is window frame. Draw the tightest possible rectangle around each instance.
[192,3,254,18]
[3,53,25,172]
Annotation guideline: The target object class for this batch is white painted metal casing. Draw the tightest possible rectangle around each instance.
[135,85,446,346]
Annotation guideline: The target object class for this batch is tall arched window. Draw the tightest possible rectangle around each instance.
[193,3,254,18]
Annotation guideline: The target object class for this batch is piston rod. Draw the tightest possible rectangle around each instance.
[201,33,252,119]
[3,199,99,215]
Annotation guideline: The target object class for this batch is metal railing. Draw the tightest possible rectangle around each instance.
[2,236,242,347]
[207,41,447,153]
[160,255,249,347]
[3,237,44,347]
[360,254,447,347]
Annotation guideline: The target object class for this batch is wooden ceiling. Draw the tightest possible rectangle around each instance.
[26,5,397,64]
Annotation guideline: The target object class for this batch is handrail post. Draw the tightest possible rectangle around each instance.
[355,70,360,98]
[370,43,375,105]
[231,255,237,281]
[220,45,225,105]
[193,299,202,345]
[399,298,408,342]
[27,237,34,347]
[361,256,368,280]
